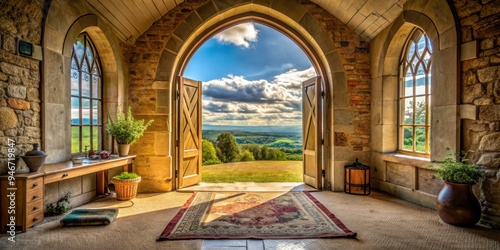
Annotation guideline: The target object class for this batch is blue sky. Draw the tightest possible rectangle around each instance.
[184,22,316,127]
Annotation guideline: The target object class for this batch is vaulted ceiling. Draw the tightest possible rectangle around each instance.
[84,0,408,44]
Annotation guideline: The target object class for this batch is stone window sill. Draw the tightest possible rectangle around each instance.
[380,153,431,169]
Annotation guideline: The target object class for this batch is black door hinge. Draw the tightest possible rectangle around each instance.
[321,91,325,98]
[321,139,324,145]
[176,140,179,147]
[322,169,325,177]
[175,170,178,178]
[176,90,180,100]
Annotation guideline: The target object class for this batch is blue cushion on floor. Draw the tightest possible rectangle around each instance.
[60,208,118,227]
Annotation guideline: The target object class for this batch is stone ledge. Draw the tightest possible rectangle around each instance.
[379,152,430,168]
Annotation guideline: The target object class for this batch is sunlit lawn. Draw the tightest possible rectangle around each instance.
[202,161,303,183]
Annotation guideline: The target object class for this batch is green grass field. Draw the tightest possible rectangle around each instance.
[202,161,303,183]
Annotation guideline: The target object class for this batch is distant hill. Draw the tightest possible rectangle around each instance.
[203,124,301,134]
[202,125,302,148]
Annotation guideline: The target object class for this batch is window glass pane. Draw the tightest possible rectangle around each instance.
[71,126,80,153]
[404,68,413,97]
[415,127,426,152]
[415,96,426,125]
[427,72,432,94]
[82,72,90,97]
[86,43,94,66]
[74,38,84,65]
[82,126,91,151]
[82,98,91,125]
[403,98,413,124]
[417,35,426,57]
[92,72,99,98]
[71,68,79,96]
[71,97,80,125]
[403,127,413,151]
[92,100,99,125]
[93,126,100,150]
[407,42,416,61]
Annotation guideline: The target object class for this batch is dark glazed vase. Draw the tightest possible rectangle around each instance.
[437,182,481,227]
[22,143,47,172]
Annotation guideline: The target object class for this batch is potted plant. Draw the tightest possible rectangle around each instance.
[429,148,485,227]
[107,106,154,156]
[110,172,141,201]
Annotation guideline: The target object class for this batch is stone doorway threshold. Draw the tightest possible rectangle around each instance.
[177,182,317,192]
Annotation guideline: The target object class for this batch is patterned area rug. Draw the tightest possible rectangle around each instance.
[158,192,357,240]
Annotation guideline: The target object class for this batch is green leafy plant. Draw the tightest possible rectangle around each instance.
[113,172,140,180]
[45,191,72,216]
[429,148,485,184]
[107,106,154,144]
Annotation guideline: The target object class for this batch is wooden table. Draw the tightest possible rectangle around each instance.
[0,155,135,233]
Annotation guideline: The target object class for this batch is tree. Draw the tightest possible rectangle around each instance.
[239,150,255,162]
[216,132,240,163]
[202,139,221,165]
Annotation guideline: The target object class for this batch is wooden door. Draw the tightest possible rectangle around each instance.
[302,76,323,189]
[176,76,202,188]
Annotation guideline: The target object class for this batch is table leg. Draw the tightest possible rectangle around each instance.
[96,170,109,195]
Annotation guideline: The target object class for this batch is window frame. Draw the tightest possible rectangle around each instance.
[70,32,103,154]
[397,28,432,157]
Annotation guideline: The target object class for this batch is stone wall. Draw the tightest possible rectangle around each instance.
[454,0,500,228]
[0,0,45,173]
[126,0,371,192]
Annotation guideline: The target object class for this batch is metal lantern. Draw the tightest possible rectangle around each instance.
[344,158,371,195]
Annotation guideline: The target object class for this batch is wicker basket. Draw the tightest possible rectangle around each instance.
[111,177,141,201]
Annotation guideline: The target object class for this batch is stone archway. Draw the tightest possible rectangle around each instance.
[144,0,369,192]
[128,0,371,193]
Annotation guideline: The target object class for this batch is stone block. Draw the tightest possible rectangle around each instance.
[433,48,458,106]
[69,190,96,208]
[299,12,321,37]
[165,36,184,54]
[44,182,59,205]
[7,98,30,110]
[386,162,415,189]
[157,89,169,107]
[156,50,177,81]
[82,173,97,193]
[59,176,82,196]
[129,132,155,155]
[133,115,167,132]
[184,11,203,31]
[479,132,500,151]
[462,40,479,61]
[479,105,500,121]
[477,66,499,83]
[7,85,26,99]
[334,109,354,126]
[315,31,337,56]
[271,0,306,22]
[196,1,218,21]
[155,132,169,155]
[152,81,169,90]
[0,107,18,129]
[418,168,443,195]
[477,152,500,168]
[214,0,250,12]
[43,49,64,104]
[149,156,171,179]
[138,178,172,193]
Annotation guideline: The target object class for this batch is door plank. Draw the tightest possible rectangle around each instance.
[302,76,323,189]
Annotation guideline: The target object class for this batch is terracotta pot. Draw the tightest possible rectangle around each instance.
[118,144,130,157]
[437,182,481,227]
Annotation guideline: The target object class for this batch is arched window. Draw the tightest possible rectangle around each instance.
[399,29,432,155]
[70,33,102,153]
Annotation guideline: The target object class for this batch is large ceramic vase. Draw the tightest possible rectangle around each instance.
[118,143,130,157]
[437,182,481,227]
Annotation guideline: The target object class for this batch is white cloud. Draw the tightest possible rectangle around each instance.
[214,23,259,48]
[202,67,317,126]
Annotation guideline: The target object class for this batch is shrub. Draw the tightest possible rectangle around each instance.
[113,172,140,180]
[429,149,485,184]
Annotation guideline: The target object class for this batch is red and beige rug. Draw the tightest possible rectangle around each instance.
[158,192,357,240]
